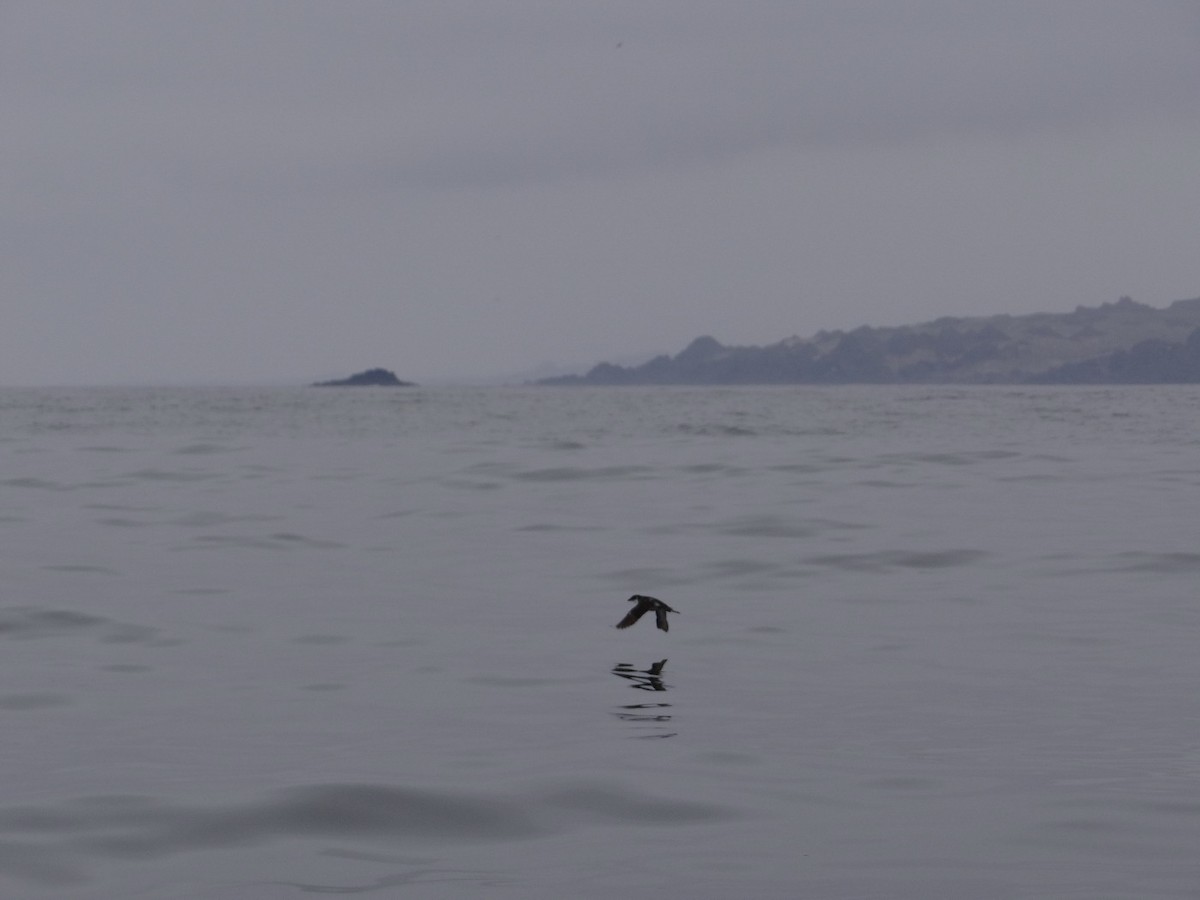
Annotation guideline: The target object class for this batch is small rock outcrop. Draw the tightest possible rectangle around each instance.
[313,368,415,387]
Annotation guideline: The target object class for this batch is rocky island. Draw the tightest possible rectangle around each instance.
[540,296,1200,386]
[313,368,415,387]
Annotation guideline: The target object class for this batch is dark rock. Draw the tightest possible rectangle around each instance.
[313,368,415,387]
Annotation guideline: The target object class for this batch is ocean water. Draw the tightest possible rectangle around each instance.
[3,385,1200,898]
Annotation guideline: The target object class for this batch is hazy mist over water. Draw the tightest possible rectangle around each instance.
[3,385,1200,898]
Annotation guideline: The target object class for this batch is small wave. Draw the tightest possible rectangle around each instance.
[0,607,160,645]
[596,566,688,587]
[0,781,734,884]
[291,634,349,645]
[675,424,757,437]
[171,443,245,455]
[1108,552,1200,574]
[0,693,70,711]
[41,564,119,575]
[516,523,603,533]
[185,532,345,551]
[703,558,784,579]
[121,468,217,483]
[511,465,656,482]
[172,511,284,528]
[804,549,988,572]
[1,477,65,491]
[675,463,747,475]
[715,515,830,539]
[878,450,1022,467]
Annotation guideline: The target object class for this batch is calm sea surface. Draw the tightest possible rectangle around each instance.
[2,385,1200,898]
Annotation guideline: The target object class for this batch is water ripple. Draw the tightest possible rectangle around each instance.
[1108,552,1200,573]
[0,607,160,644]
[511,465,657,482]
[0,692,70,711]
[0,781,734,885]
[804,549,989,572]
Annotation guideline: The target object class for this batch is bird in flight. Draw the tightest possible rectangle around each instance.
[615,595,679,632]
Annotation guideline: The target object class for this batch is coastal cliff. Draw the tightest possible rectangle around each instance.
[541,296,1200,385]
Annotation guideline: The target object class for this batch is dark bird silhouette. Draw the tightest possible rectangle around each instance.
[615,595,678,632]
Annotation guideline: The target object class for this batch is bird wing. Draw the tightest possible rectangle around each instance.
[654,608,670,632]
[616,605,647,629]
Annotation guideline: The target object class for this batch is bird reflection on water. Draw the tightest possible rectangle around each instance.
[613,658,669,691]
[612,659,676,738]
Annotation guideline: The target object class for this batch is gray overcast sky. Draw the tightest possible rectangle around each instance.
[4,1,1199,385]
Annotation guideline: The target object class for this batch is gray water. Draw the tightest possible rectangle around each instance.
[3,385,1200,898]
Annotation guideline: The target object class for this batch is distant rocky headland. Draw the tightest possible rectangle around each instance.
[313,368,415,387]
[540,296,1200,385]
